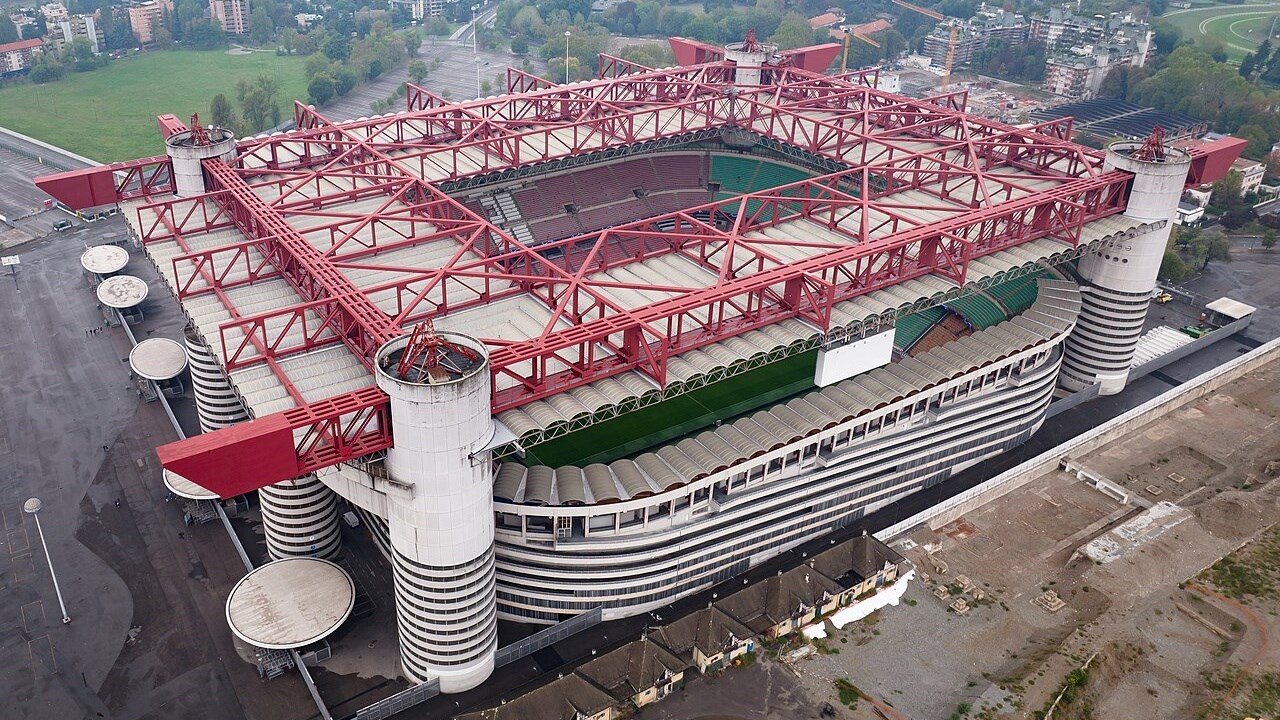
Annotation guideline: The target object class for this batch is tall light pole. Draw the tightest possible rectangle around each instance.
[476,56,483,97]
[471,4,479,54]
[564,30,571,84]
[24,498,70,624]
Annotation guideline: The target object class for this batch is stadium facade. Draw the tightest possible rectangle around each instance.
[36,37,1242,693]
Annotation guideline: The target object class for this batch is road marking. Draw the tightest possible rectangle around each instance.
[8,553,34,583]
[6,526,30,555]
[20,601,45,634]
[27,634,57,677]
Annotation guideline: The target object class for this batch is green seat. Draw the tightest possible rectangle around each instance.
[985,270,1052,315]
[895,307,947,350]
[945,293,1006,329]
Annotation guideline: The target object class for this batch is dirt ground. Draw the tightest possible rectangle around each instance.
[748,358,1280,720]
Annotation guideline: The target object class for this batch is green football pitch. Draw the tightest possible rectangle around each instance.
[522,349,819,467]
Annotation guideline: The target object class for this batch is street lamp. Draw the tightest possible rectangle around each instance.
[564,30,571,84]
[471,4,479,54]
[24,498,70,624]
[476,56,483,97]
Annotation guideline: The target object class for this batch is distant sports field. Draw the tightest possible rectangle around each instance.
[0,50,309,162]
[1163,3,1280,63]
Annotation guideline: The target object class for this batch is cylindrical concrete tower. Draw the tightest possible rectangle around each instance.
[258,475,342,560]
[374,331,497,693]
[1060,140,1191,395]
[724,36,775,87]
[184,327,249,432]
[165,125,237,197]
[184,326,342,560]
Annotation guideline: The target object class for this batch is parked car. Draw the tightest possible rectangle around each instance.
[53,219,73,232]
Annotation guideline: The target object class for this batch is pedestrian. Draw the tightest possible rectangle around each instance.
[114,498,121,508]
[102,444,109,452]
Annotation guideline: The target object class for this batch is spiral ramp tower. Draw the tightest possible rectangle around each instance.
[184,326,341,560]
[373,329,498,693]
[1060,138,1193,395]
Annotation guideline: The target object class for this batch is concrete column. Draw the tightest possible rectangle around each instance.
[1061,141,1191,395]
[258,474,342,560]
[184,327,342,560]
[184,327,249,432]
[374,332,497,693]
[724,41,775,87]
[165,127,237,198]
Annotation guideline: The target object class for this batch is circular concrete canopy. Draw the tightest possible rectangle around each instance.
[96,275,149,309]
[80,244,129,275]
[130,338,188,380]
[226,558,355,650]
[161,468,219,501]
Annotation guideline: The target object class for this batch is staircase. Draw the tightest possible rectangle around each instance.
[480,191,536,245]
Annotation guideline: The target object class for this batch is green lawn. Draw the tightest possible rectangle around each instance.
[1162,3,1280,62]
[523,350,818,467]
[0,50,310,162]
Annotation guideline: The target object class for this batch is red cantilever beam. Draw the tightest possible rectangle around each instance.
[157,386,393,497]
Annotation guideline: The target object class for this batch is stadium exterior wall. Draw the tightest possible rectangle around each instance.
[488,329,1068,623]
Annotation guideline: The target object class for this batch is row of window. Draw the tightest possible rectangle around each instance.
[494,370,1057,616]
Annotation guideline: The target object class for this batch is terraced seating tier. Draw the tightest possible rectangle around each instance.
[909,313,970,356]
[986,270,1053,315]
[945,293,1007,330]
[894,307,947,351]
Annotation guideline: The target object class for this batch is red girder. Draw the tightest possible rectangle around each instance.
[201,159,401,368]
[157,385,392,498]
[32,47,1246,496]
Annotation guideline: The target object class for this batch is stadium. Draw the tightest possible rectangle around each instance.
[36,35,1242,694]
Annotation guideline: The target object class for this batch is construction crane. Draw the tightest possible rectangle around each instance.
[891,0,957,89]
[840,28,881,73]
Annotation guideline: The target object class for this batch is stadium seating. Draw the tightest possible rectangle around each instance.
[945,293,1006,330]
[909,313,971,356]
[985,270,1052,316]
[711,155,761,193]
[711,155,814,194]
[894,307,947,351]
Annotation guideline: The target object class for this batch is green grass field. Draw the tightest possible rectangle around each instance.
[523,350,819,467]
[0,50,310,162]
[1163,3,1280,62]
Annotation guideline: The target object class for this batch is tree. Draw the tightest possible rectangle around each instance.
[769,13,812,50]
[0,13,18,45]
[511,5,546,38]
[277,27,297,54]
[404,29,421,56]
[408,60,427,84]
[210,93,238,129]
[1097,64,1146,101]
[308,73,336,105]
[510,36,529,55]
[1205,233,1232,264]
[1212,170,1244,213]
[28,53,64,83]
[186,19,227,49]
[334,68,358,95]
[238,75,282,131]
[1262,229,1278,250]
[28,13,48,39]
[249,6,274,46]
[106,21,138,50]
[1174,223,1198,246]
[1159,248,1189,283]
[323,34,351,62]
[66,36,99,71]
